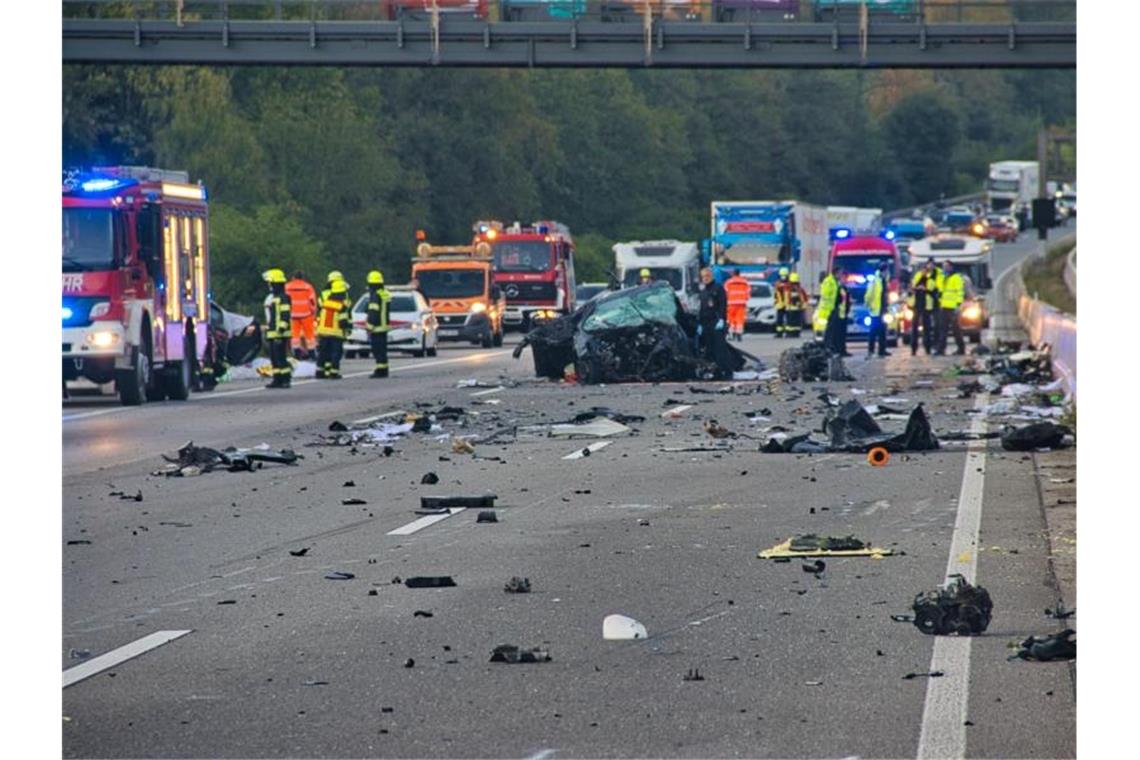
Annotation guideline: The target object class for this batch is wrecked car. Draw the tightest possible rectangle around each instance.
[513,281,748,383]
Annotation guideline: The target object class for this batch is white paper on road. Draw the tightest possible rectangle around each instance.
[603,614,647,640]
[63,630,193,688]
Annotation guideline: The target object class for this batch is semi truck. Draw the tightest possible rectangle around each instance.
[986,160,1039,228]
[412,239,505,348]
[703,200,829,294]
[63,166,213,406]
[826,206,883,241]
[612,239,701,313]
[473,219,577,331]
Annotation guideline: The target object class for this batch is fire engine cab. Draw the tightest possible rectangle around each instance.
[63,166,212,405]
[473,220,577,331]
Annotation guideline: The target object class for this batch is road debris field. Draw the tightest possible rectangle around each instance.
[62,326,1076,758]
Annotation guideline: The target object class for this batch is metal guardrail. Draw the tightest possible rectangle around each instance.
[62,1,1077,67]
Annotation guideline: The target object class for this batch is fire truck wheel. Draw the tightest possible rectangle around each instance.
[163,335,193,401]
[492,329,503,348]
[116,346,149,406]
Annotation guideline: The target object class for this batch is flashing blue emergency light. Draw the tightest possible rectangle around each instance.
[863,316,872,326]
[884,230,896,240]
[62,306,73,321]
[80,178,122,193]
[834,228,851,240]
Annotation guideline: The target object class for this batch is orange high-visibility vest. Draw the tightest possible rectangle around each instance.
[724,276,751,308]
[285,278,317,319]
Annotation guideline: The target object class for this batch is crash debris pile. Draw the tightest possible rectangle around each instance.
[311,405,519,450]
[909,574,993,636]
[777,341,853,383]
[515,282,758,383]
[761,401,938,455]
[153,441,300,476]
[1011,629,1076,662]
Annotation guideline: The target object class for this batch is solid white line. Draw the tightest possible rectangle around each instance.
[63,350,512,422]
[471,386,505,397]
[63,630,192,688]
[562,441,612,460]
[916,394,988,760]
[386,507,467,536]
[661,404,693,418]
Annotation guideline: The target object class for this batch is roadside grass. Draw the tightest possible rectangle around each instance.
[1022,239,1076,315]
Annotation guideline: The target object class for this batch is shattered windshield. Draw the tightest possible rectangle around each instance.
[62,208,115,271]
[581,284,679,332]
[417,269,486,299]
[621,268,683,291]
[493,241,553,273]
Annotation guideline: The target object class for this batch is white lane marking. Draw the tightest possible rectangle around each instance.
[62,630,192,688]
[63,350,513,422]
[916,394,988,760]
[386,507,467,536]
[661,404,692,418]
[562,441,612,460]
[527,750,559,760]
[470,386,504,397]
[351,410,405,425]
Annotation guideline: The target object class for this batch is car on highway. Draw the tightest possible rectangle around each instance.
[745,279,777,331]
[575,282,610,305]
[347,287,439,359]
[979,214,1019,243]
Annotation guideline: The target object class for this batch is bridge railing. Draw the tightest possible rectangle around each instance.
[61,1,1079,24]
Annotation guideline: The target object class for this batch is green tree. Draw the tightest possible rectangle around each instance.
[883,91,962,205]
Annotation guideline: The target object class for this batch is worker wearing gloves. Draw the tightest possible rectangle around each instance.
[638,268,653,286]
[723,268,751,343]
[863,262,892,358]
[773,267,791,338]
[698,267,733,377]
[908,258,939,356]
[285,270,317,360]
[366,270,392,378]
[785,272,809,338]
[315,279,351,379]
[936,260,967,355]
[262,268,292,389]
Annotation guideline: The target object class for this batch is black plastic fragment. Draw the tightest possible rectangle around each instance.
[420,494,496,510]
[504,576,531,593]
[477,510,498,523]
[325,571,355,581]
[490,644,550,664]
[404,576,457,588]
[421,472,440,485]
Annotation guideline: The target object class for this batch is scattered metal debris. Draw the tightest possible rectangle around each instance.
[1000,422,1073,451]
[682,668,705,682]
[1011,629,1076,661]
[476,510,498,523]
[404,576,457,588]
[421,472,439,485]
[420,495,496,510]
[324,571,355,581]
[778,341,853,382]
[154,441,300,476]
[911,574,993,636]
[490,644,551,664]
[902,671,945,680]
[288,548,310,557]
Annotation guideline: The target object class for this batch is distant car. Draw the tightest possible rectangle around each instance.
[575,282,610,306]
[981,214,1019,243]
[347,288,439,359]
[745,280,777,331]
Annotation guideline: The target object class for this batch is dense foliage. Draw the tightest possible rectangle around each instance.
[63,66,1074,310]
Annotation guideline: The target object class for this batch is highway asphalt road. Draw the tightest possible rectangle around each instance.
[62,226,1076,758]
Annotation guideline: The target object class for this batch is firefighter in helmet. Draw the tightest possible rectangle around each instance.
[366,270,392,378]
[638,268,653,286]
[773,267,791,338]
[785,272,809,338]
[262,268,292,389]
[315,279,351,379]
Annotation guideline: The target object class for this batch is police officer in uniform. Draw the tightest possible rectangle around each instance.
[366,270,391,378]
[698,267,733,378]
[262,268,292,389]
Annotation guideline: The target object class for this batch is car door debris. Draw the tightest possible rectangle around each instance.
[1010,629,1076,661]
[910,574,993,635]
[490,644,551,663]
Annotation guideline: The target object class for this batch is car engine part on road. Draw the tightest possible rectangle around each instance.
[911,574,993,636]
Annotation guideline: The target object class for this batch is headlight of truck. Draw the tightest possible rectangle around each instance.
[469,302,487,314]
[961,304,982,320]
[89,301,112,319]
[86,330,120,348]
[888,292,899,304]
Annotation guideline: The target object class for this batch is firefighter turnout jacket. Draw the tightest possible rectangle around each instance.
[367,287,391,333]
[317,294,351,338]
[265,291,292,339]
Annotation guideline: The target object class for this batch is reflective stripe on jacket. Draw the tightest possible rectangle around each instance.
[863,275,885,317]
[265,294,292,339]
[367,287,391,333]
[285,279,317,319]
[941,272,965,309]
[317,296,350,337]
[818,274,838,319]
[724,276,751,308]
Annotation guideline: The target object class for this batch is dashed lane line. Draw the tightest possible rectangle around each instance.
[386,507,467,536]
[63,630,192,688]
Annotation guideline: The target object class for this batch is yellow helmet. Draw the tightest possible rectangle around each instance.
[367,270,384,285]
[330,279,348,295]
[327,270,344,284]
[639,268,651,278]
[779,267,790,279]
[262,268,286,284]
[789,272,800,283]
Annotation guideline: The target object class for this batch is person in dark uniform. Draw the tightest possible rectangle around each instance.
[261,268,292,389]
[909,258,939,356]
[366,270,391,378]
[698,267,734,378]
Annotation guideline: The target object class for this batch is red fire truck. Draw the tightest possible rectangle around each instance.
[63,166,213,405]
[472,220,577,331]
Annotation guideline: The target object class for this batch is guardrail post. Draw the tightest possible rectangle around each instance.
[859,1,868,63]
[643,3,653,66]
[431,1,441,65]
